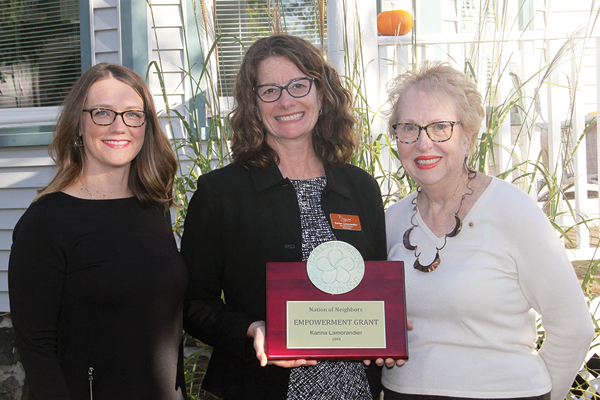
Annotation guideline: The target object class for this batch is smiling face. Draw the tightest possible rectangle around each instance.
[255,56,322,149]
[395,88,471,190]
[80,78,146,177]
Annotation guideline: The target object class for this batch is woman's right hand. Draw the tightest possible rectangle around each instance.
[248,321,318,368]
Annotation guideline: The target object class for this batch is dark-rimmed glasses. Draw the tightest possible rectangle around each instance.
[254,77,315,103]
[392,121,461,144]
[83,108,147,128]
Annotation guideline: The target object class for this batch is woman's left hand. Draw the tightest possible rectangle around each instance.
[363,317,413,368]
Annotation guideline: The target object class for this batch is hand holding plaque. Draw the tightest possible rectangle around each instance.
[266,241,408,360]
[249,321,319,368]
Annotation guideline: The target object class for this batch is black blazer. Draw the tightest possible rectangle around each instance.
[181,161,387,400]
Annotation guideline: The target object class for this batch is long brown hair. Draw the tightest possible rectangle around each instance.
[37,63,177,212]
[230,34,356,169]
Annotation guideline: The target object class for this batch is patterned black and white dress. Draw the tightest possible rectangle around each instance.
[287,176,372,400]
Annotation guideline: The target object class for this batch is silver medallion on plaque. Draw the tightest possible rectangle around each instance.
[306,241,365,294]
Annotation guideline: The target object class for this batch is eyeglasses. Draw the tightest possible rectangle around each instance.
[83,108,147,128]
[254,77,315,103]
[392,121,461,144]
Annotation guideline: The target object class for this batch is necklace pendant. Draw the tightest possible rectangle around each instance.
[404,171,475,273]
[402,226,417,251]
[447,215,462,238]
[413,251,441,273]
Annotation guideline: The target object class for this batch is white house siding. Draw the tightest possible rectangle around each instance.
[0,147,56,311]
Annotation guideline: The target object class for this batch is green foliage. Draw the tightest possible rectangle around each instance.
[183,336,221,400]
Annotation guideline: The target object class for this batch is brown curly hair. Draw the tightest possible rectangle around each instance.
[230,34,356,168]
[386,61,485,155]
[36,63,177,212]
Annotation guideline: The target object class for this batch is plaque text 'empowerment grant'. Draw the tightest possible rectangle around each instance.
[287,301,386,348]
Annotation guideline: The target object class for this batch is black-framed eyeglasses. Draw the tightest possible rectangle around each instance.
[83,108,147,128]
[392,121,461,144]
[254,77,315,103]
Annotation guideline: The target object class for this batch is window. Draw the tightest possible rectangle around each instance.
[214,0,326,97]
[0,0,81,109]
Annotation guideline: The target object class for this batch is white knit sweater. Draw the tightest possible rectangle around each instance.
[384,177,594,400]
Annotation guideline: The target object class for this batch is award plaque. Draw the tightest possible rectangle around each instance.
[266,241,407,360]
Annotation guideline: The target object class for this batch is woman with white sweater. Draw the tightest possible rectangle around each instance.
[383,61,594,400]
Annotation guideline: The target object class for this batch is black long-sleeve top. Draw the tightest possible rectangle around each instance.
[181,161,387,400]
[9,193,188,400]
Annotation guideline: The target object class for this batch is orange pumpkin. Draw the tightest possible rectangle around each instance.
[377,9,413,36]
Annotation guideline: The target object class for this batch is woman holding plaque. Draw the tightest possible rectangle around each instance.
[181,34,390,399]
[383,61,594,400]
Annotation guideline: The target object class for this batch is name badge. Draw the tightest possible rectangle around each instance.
[330,214,362,231]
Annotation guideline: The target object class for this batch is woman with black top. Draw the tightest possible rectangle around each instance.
[8,63,188,400]
[181,34,401,400]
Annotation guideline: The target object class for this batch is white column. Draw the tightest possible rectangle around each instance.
[571,50,590,253]
[327,0,353,75]
[327,0,379,108]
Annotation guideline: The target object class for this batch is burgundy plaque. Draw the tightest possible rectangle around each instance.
[266,260,407,360]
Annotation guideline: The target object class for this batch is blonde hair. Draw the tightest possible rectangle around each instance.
[386,61,485,154]
[37,63,177,212]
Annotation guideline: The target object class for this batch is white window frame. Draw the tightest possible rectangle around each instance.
[0,107,61,130]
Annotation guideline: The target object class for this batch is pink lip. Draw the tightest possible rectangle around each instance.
[414,156,441,169]
[103,140,131,149]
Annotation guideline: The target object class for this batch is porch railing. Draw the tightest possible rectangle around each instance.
[377,32,600,261]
